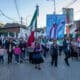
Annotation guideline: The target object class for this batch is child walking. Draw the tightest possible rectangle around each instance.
[0,46,5,64]
[14,44,21,63]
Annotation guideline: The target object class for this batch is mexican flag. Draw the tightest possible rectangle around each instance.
[27,5,39,47]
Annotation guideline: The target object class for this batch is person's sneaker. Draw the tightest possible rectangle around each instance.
[54,65,57,67]
[67,63,70,67]
[51,63,53,66]
[20,60,23,63]
[35,66,37,69]
[17,62,20,64]
[38,67,41,70]
[14,61,18,64]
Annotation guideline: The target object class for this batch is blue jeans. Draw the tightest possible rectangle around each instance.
[15,54,19,62]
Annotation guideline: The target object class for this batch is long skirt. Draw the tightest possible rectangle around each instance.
[31,52,44,64]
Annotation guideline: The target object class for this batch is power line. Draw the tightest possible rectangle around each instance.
[0,9,17,21]
[56,0,78,13]
[65,0,78,8]
[14,0,21,21]
[64,0,80,14]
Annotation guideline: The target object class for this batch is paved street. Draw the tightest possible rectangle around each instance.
[0,55,80,80]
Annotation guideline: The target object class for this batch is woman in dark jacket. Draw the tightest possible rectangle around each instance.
[63,38,70,66]
[51,40,58,67]
[0,38,2,46]
[6,38,15,64]
[19,38,26,62]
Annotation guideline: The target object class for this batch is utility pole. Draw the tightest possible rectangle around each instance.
[19,16,23,37]
[53,0,57,39]
[35,5,39,39]
[21,16,23,24]
[53,0,57,22]
[53,0,56,14]
[26,17,27,26]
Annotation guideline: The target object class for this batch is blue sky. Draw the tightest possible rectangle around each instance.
[0,0,80,27]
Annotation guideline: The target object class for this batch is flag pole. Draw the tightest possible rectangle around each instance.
[35,5,39,40]
[53,0,57,39]
[35,5,37,40]
[53,0,56,22]
[53,0,56,14]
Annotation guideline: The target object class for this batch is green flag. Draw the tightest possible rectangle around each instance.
[29,5,39,31]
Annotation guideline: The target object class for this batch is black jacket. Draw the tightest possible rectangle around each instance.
[6,42,15,53]
[51,45,58,56]
[19,41,26,52]
[0,39,2,46]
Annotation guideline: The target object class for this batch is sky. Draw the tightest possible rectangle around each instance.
[0,0,80,28]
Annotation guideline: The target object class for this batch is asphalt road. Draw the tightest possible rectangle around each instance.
[0,54,80,80]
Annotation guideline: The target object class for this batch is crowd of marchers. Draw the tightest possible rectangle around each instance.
[0,36,80,70]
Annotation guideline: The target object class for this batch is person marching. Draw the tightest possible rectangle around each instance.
[14,44,21,63]
[0,45,5,64]
[63,37,70,66]
[41,37,48,58]
[51,39,58,67]
[32,41,43,70]
[19,38,26,63]
[6,38,15,64]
